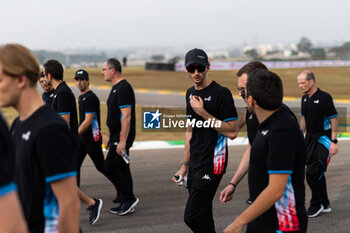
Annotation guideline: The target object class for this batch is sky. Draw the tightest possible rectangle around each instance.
[1,0,350,51]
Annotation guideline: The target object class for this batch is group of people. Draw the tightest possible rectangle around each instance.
[0,44,138,232]
[173,48,338,233]
[0,44,339,233]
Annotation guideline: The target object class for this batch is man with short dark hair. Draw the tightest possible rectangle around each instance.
[44,60,103,225]
[224,70,307,233]
[39,71,54,105]
[174,48,239,233]
[297,70,338,218]
[0,43,80,233]
[102,58,138,216]
[220,61,267,205]
[75,69,106,184]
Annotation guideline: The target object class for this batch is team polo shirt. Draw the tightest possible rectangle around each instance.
[106,79,136,148]
[0,114,16,197]
[301,88,337,140]
[248,107,307,232]
[78,90,102,143]
[42,89,55,106]
[186,81,238,174]
[51,81,78,137]
[246,103,297,145]
[11,105,77,233]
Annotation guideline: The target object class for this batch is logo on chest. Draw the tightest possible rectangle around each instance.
[313,99,319,104]
[204,96,212,102]
[22,131,31,141]
[261,130,269,136]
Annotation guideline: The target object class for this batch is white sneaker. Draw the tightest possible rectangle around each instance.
[322,204,332,213]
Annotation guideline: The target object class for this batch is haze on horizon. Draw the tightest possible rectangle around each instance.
[1,0,349,51]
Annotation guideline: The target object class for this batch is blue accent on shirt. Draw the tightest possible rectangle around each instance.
[45,171,77,183]
[119,105,132,109]
[58,112,70,115]
[43,183,59,231]
[328,114,338,119]
[318,135,331,151]
[268,170,293,174]
[85,112,96,115]
[223,117,238,122]
[0,182,17,196]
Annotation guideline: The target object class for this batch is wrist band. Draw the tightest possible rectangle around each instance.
[181,160,189,166]
[229,182,237,188]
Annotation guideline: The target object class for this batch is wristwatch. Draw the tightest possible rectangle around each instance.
[331,139,338,144]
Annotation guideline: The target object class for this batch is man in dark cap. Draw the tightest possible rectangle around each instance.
[173,48,239,233]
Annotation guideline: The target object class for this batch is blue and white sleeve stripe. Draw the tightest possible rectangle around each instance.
[0,182,17,196]
[45,171,77,183]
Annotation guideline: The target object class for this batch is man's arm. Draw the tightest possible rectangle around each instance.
[116,107,131,155]
[59,114,70,125]
[78,113,94,135]
[0,191,28,233]
[173,126,192,184]
[190,96,238,139]
[51,176,80,233]
[329,117,338,155]
[220,143,251,204]
[299,116,306,133]
[238,110,247,130]
[223,173,290,233]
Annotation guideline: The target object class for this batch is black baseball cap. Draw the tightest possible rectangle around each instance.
[185,48,209,68]
[74,69,89,80]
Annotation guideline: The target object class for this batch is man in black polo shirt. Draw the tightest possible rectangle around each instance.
[297,70,338,218]
[102,58,138,216]
[44,60,103,225]
[220,62,298,205]
[173,48,239,233]
[0,114,28,233]
[75,69,106,182]
[39,71,54,105]
[220,61,267,205]
[224,70,307,233]
[0,43,80,233]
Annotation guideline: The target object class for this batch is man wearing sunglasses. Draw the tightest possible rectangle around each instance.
[173,48,239,233]
[39,71,54,105]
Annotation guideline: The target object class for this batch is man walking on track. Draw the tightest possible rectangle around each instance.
[102,58,139,216]
[174,48,239,233]
[297,70,338,218]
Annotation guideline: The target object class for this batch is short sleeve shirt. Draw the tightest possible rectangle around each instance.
[301,88,338,138]
[11,105,77,233]
[186,81,238,174]
[78,90,102,143]
[51,81,79,137]
[106,79,136,148]
[248,108,307,232]
[42,89,55,106]
[0,114,16,197]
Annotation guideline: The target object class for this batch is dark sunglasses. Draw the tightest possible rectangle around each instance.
[237,88,246,99]
[186,64,206,73]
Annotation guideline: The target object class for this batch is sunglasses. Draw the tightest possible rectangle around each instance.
[237,88,246,99]
[186,64,206,73]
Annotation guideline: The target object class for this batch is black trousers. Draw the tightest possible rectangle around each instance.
[184,169,223,233]
[77,140,106,186]
[306,141,330,208]
[104,146,135,202]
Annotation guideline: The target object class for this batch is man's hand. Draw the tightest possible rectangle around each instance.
[220,184,235,204]
[105,137,110,150]
[223,220,244,233]
[190,95,204,116]
[116,141,126,156]
[172,166,188,187]
[329,142,338,156]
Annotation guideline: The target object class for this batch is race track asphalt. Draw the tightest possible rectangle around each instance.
[79,141,350,233]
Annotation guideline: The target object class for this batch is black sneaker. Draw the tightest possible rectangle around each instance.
[246,198,252,204]
[322,204,332,213]
[307,205,324,218]
[89,198,103,224]
[113,196,124,204]
[117,198,139,216]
